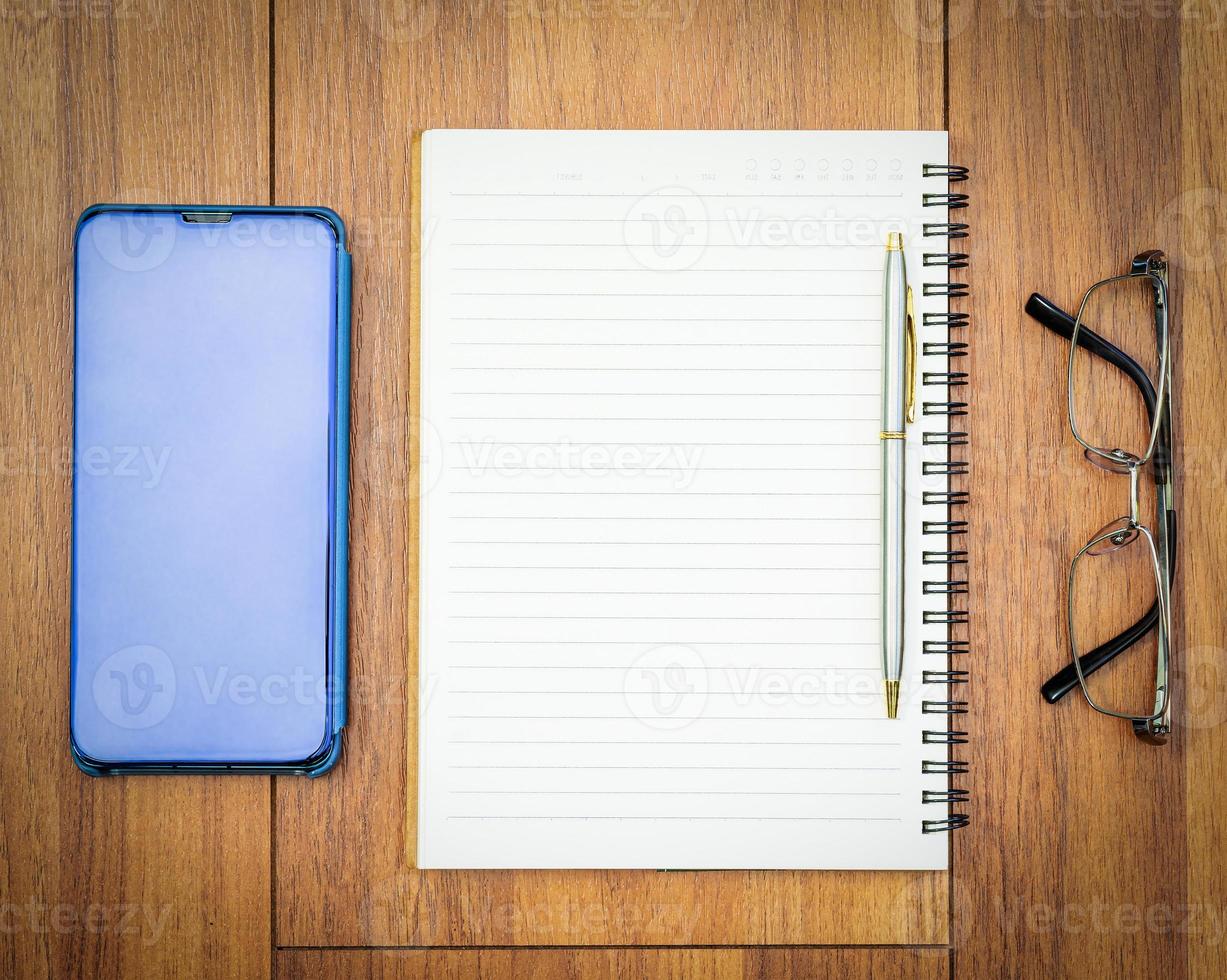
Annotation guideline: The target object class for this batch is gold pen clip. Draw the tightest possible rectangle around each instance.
[905,285,917,424]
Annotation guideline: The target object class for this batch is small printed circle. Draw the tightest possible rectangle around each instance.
[622,186,708,272]
[87,211,177,274]
[365,413,443,502]
[794,158,806,171]
[867,159,879,172]
[93,645,177,730]
[1177,645,1227,731]
[883,442,932,504]
[745,158,758,171]
[622,644,709,731]
[890,0,974,43]
[418,415,445,498]
[1157,187,1227,272]
[841,158,854,171]
[355,0,439,43]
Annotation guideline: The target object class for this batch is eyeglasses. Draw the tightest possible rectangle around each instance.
[1026,250,1176,744]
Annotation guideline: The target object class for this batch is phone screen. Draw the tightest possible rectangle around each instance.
[71,210,339,766]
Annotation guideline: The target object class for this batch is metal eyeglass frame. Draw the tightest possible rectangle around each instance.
[1024,250,1175,744]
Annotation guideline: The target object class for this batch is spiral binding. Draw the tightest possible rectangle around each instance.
[919,161,970,835]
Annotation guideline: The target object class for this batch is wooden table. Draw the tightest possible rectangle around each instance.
[3,1,1225,977]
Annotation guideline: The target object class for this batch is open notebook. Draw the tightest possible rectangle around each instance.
[415,130,968,869]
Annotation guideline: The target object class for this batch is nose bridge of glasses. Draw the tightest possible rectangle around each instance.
[1128,463,1140,524]
[1077,450,1148,552]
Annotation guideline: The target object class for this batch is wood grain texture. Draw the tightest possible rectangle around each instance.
[271,0,948,948]
[6,0,1227,976]
[0,3,272,980]
[1179,7,1227,980]
[275,947,950,980]
[949,2,1225,978]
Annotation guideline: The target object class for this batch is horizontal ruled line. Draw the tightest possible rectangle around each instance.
[450,690,877,695]
[448,542,879,546]
[450,516,877,521]
[456,662,878,672]
[448,467,877,473]
[453,291,879,298]
[448,739,903,746]
[450,315,879,322]
[447,816,906,822]
[451,419,883,424]
[445,639,879,645]
[452,714,881,720]
[451,221,887,228]
[449,191,904,198]
[447,443,876,449]
[448,589,876,596]
[451,263,880,269]
[446,615,878,621]
[450,393,878,398]
[449,764,901,771]
[451,790,901,796]
[450,366,878,372]
[450,491,879,496]
[452,243,890,248]
[451,341,880,348]
[448,566,880,572]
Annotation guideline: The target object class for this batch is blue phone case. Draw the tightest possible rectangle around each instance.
[70,204,351,776]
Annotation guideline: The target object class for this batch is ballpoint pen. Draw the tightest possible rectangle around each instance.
[880,232,915,719]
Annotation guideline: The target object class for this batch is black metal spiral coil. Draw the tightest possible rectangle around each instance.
[920,162,970,835]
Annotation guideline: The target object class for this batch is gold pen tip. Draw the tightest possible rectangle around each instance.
[884,680,900,720]
[886,232,903,251]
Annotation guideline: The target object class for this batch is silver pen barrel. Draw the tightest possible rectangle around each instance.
[880,232,909,719]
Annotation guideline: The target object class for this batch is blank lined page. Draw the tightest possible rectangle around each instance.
[417,130,950,869]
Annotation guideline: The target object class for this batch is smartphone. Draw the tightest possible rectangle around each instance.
[70,205,350,775]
